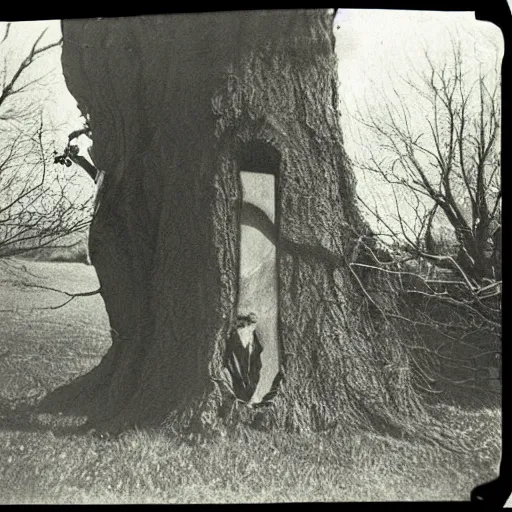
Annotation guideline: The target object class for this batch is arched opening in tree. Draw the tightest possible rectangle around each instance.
[224,141,280,405]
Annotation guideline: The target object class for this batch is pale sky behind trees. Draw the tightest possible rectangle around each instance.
[333,9,503,240]
[334,9,503,155]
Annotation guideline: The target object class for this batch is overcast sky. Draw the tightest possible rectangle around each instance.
[331,9,503,237]
[333,9,503,156]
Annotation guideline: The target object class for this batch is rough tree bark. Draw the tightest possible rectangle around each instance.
[38,10,455,443]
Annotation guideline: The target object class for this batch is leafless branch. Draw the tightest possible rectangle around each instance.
[0,28,62,108]
[0,283,101,312]
[1,23,11,45]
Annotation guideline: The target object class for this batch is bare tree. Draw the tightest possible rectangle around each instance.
[354,37,501,284]
[0,22,93,260]
[348,34,501,401]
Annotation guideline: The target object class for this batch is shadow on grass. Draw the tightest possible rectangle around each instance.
[0,398,95,437]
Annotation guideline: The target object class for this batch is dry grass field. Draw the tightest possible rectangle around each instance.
[0,259,501,503]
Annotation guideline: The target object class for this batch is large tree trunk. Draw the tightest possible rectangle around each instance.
[38,10,453,443]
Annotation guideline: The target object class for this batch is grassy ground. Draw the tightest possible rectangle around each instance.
[0,259,501,503]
